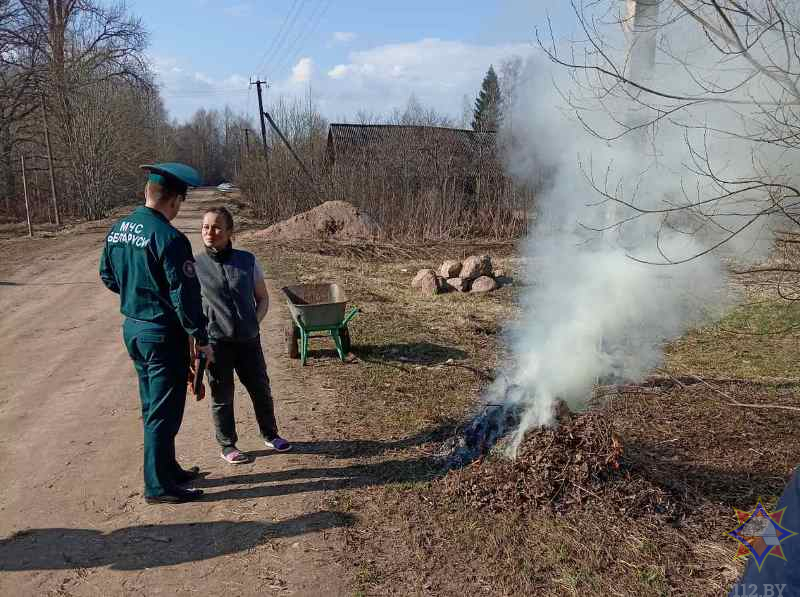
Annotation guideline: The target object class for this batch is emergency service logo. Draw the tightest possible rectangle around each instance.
[727,498,797,571]
[183,260,196,278]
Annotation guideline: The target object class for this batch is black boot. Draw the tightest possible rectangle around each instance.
[145,487,204,504]
[175,466,201,484]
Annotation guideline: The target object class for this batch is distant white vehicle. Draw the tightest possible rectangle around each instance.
[217,182,237,192]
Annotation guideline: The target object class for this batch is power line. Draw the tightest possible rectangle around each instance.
[161,89,250,97]
[274,0,330,77]
[255,0,304,77]
[267,0,311,75]
[253,0,301,76]
[246,84,254,123]
[250,79,270,162]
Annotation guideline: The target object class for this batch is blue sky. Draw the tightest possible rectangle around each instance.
[131,0,578,123]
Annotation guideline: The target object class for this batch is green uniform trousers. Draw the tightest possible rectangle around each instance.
[123,318,190,498]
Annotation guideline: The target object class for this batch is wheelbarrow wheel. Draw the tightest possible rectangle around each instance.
[339,325,352,354]
[285,324,300,359]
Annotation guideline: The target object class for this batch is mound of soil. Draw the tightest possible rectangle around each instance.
[255,200,382,241]
[440,410,677,517]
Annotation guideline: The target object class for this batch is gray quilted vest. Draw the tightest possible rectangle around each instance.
[194,249,260,342]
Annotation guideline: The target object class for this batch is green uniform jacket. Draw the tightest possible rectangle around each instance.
[99,206,209,346]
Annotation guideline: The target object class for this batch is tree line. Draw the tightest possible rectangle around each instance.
[237,59,532,241]
[0,1,529,241]
[0,1,251,226]
[1,0,155,222]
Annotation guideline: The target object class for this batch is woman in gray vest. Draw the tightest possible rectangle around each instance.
[194,207,290,464]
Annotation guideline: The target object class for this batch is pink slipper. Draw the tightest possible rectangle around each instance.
[221,448,250,464]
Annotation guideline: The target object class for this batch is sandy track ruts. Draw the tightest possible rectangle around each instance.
[0,191,355,596]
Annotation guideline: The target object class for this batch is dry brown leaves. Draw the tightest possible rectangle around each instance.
[439,410,677,518]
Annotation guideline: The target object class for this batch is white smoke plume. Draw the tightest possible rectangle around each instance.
[487,2,795,456]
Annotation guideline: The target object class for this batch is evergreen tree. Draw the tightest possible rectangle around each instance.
[471,65,502,132]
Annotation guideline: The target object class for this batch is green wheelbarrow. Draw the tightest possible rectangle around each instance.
[282,282,359,365]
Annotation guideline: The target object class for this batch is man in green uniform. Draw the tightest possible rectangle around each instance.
[99,162,215,504]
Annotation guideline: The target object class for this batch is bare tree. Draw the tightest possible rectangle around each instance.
[499,55,524,129]
[390,93,455,127]
[0,1,45,212]
[0,1,178,223]
[536,0,800,295]
[238,93,327,219]
[459,94,472,129]
[355,109,383,125]
[15,0,152,217]
[235,91,533,240]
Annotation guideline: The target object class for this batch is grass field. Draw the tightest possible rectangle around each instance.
[242,233,800,596]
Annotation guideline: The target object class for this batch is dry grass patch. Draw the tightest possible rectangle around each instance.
[242,238,520,439]
[666,298,800,379]
[343,380,798,596]
[241,238,799,596]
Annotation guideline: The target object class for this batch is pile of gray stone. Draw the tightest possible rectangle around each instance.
[411,255,507,295]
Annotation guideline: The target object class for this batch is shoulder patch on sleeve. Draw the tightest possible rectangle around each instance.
[183,260,196,277]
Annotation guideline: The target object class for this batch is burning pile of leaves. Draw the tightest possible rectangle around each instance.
[439,409,678,517]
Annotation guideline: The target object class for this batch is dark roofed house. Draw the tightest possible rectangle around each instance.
[328,124,495,161]
[326,124,497,175]
[324,123,528,238]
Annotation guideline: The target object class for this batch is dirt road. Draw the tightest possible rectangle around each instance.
[0,190,356,596]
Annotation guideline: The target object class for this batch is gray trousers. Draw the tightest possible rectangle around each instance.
[207,336,279,448]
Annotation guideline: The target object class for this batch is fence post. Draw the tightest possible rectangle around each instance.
[41,94,60,226]
[21,154,32,237]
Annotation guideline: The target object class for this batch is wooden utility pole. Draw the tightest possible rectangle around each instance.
[33,171,46,224]
[250,79,270,162]
[263,111,315,183]
[40,94,59,226]
[626,0,659,82]
[21,154,32,237]
[600,0,661,241]
[596,1,663,377]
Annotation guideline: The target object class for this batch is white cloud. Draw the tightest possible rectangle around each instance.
[151,55,182,75]
[152,55,248,93]
[149,54,252,121]
[327,64,350,79]
[313,38,535,120]
[290,57,314,84]
[333,31,356,44]
[153,39,535,123]
[328,38,528,84]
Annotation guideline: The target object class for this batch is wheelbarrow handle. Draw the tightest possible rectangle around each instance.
[340,307,360,328]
